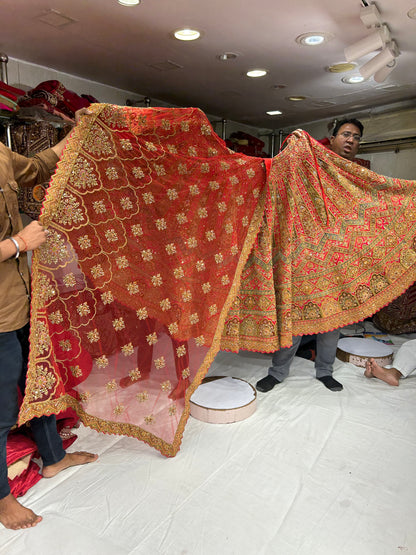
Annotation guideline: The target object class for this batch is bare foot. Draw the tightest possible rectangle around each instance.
[0,493,42,530]
[364,359,374,379]
[365,358,401,386]
[42,451,98,478]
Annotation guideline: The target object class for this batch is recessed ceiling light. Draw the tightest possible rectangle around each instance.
[217,52,238,61]
[342,74,365,84]
[287,96,307,102]
[407,7,416,18]
[295,32,333,46]
[327,62,357,73]
[174,28,201,41]
[246,69,267,78]
[118,0,140,5]
[266,110,282,116]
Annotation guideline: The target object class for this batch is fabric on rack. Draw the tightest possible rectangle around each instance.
[18,104,416,456]
[373,282,416,334]
[18,80,92,122]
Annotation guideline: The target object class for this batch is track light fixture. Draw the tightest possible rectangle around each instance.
[343,3,399,82]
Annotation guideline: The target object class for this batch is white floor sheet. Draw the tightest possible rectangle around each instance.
[1,333,416,554]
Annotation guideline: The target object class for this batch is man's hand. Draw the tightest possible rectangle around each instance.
[74,107,92,123]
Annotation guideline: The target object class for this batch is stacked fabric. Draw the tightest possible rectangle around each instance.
[0,81,25,113]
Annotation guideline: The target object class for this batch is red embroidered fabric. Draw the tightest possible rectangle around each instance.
[19,105,416,456]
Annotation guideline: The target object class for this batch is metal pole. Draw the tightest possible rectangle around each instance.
[0,53,12,148]
[221,119,227,140]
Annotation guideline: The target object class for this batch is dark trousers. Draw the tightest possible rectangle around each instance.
[0,323,65,499]
[268,329,340,382]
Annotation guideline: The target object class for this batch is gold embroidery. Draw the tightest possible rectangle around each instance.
[156,218,167,230]
[136,307,148,319]
[173,267,184,279]
[189,185,200,195]
[198,207,208,219]
[142,249,153,261]
[96,355,109,368]
[70,365,82,378]
[206,230,216,241]
[136,392,149,402]
[55,192,84,225]
[113,405,125,415]
[144,415,154,424]
[187,237,197,248]
[87,329,100,343]
[196,260,205,271]
[146,332,158,345]
[120,139,133,150]
[49,310,63,325]
[77,302,91,317]
[176,213,188,224]
[127,282,140,295]
[202,282,211,293]
[166,243,177,255]
[121,343,134,356]
[209,181,219,190]
[30,365,56,400]
[91,264,104,279]
[161,380,172,392]
[168,322,179,335]
[151,274,163,286]
[113,318,125,331]
[182,290,192,302]
[217,202,227,213]
[105,229,118,242]
[78,235,91,249]
[142,192,155,204]
[106,167,119,180]
[195,336,205,346]
[132,167,145,179]
[101,291,114,304]
[209,304,218,315]
[129,368,141,381]
[215,253,223,264]
[167,188,178,200]
[160,298,171,311]
[63,273,76,288]
[120,197,133,210]
[189,313,199,324]
[106,379,118,392]
[155,357,166,369]
[176,345,187,357]
[93,200,106,214]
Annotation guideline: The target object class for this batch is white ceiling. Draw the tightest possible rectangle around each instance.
[1,0,415,129]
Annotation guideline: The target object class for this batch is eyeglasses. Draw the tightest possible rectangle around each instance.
[338,131,361,142]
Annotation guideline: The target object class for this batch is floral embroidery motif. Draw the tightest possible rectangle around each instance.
[189,313,199,324]
[136,391,149,403]
[176,345,187,357]
[198,207,208,219]
[93,200,107,214]
[151,274,163,286]
[189,184,200,196]
[156,218,167,230]
[59,340,72,352]
[182,367,190,378]
[217,202,227,213]
[160,298,171,311]
[116,256,129,269]
[106,379,118,392]
[55,192,84,226]
[78,235,91,250]
[91,264,105,279]
[202,282,211,293]
[131,224,143,236]
[215,253,223,264]
[106,167,119,180]
[77,302,90,317]
[168,322,179,335]
[142,192,155,204]
[69,157,98,190]
[101,291,114,304]
[63,273,76,288]
[195,336,205,346]
[209,181,219,190]
[120,139,133,150]
[122,343,134,356]
[127,282,140,295]
[173,267,184,279]
[196,260,205,271]
[132,167,145,179]
[182,290,192,302]
[105,229,118,242]
[161,380,172,392]
[144,415,154,425]
[142,249,153,261]
[136,307,148,320]
[87,329,100,343]
[113,318,125,331]
[176,213,188,224]
[146,332,158,345]
[96,355,109,368]
[113,405,125,416]
[187,237,197,248]
[167,188,178,200]
[165,243,177,255]
[120,197,133,210]
[155,357,166,369]
[205,230,215,241]
[49,310,63,325]
[30,365,56,400]
[70,365,82,378]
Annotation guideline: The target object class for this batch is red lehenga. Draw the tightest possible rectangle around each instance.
[19,104,416,456]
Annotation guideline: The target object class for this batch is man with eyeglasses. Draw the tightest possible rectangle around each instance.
[256,117,365,395]
[329,118,363,161]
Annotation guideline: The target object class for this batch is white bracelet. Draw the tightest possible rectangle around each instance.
[9,236,20,259]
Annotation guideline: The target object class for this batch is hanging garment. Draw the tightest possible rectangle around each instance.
[19,104,416,456]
